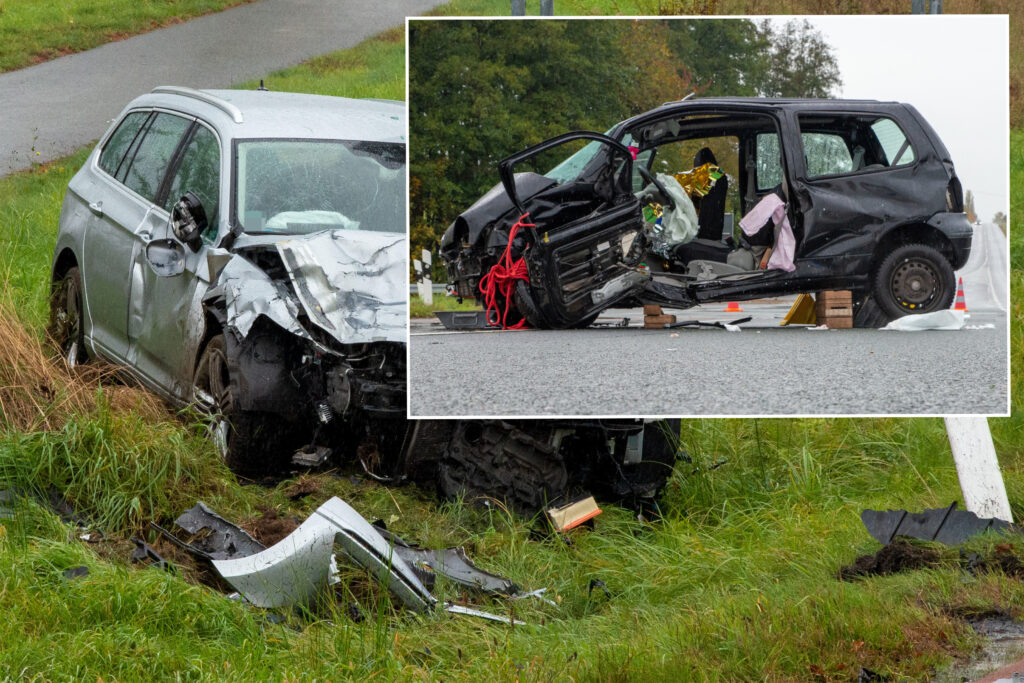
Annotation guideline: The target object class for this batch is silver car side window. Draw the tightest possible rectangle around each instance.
[123,113,191,203]
[165,124,221,241]
[98,112,149,179]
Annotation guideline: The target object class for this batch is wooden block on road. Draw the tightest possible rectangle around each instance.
[643,304,663,316]
[644,314,677,328]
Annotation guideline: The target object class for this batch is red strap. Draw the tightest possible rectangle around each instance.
[478,213,534,329]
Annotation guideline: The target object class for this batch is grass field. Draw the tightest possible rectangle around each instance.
[1,10,1022,683]
[0,0,256,73]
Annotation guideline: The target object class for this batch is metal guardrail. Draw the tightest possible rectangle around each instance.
[409,283,448,295]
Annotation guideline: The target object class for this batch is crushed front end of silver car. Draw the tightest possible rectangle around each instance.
[197,228,407,474]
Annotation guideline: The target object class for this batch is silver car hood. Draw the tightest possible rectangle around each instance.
[216,230,406,346]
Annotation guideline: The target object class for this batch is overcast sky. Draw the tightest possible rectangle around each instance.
[780,15,1008,222]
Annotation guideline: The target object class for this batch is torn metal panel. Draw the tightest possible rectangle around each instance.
[861,503,1016,546]
[214,255,310,341]
[211,497,435,611]
[171,502,266,561]
[275,230,406,345]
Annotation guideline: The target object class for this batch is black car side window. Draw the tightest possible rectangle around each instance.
[755,133,783,191]
[165,124,221,242]
[122,113,192,203]
[98,112,149,179]
[797,113,916,178]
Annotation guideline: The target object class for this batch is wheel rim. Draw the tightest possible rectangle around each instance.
[889,258,940,310]
[194,345,232,460]
[57,278,83,367]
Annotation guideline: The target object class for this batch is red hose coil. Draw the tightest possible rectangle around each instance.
[478,213,534,330]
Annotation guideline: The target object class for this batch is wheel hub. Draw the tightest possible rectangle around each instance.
[891,259,938,309]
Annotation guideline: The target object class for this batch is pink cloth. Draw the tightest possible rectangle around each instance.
[738,193,796,272]
[628,145,639,161]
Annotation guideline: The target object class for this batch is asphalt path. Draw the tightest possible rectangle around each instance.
[409,300,1008,417]
[0,0,443,175]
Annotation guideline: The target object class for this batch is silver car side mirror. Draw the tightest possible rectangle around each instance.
[145,238,186,277]
[170,191,207,253]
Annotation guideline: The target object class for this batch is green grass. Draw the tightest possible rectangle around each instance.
[234,25,406,100]
[410,293,482,318]
[1,16,1023,683]
[0,0,256,73]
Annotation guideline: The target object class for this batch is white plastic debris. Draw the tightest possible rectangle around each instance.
[881,309,965,331]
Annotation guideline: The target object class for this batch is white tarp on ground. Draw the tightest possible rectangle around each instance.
[955,222,1008,312]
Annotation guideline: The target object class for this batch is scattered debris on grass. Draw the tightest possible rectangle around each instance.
[130,536,171,571]
[861,503,1016,546]
[838,539,941,580]
[546,495,602,532]
[161,497,534,625]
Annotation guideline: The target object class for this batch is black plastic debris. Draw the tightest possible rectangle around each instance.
[588,578,611,600]
[373,523,519,595]
[861,502,1016,546]
[160,502,266,561]
[858,667,891,682]
[434,310,495,330]
[63,566,90,580]
[665,316,752,329]
[130,537,171,571]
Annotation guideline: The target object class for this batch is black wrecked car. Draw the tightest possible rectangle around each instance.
[440,97,972,329]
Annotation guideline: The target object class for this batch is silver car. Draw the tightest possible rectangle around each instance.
[50,86,407,474]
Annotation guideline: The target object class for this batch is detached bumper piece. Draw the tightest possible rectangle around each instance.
[208,497,524,624]
[861,502,1016,546]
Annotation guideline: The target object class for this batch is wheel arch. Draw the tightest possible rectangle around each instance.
[871,223,955,276]
[51,248,79,290]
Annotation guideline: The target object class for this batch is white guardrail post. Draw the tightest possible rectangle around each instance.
[945,416,1012,523]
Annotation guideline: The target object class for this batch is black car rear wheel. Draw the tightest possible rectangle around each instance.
[49,266,88,367]
[872,243,955,320]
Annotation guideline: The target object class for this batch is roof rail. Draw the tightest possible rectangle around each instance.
[150,86,244,123]
[661,92,697,107]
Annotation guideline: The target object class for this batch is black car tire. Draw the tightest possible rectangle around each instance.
[49,266,88,367]
[513,280,551,329]
[852,294,891,329]
[193,334,290,476]
[872,243,955,321]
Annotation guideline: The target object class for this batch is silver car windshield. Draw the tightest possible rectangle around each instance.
[235,139,404,235]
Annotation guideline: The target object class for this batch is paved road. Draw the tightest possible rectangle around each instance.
[409,300,1009,417]
[0,0,443,175]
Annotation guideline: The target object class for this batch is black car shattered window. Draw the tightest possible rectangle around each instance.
[234,139,405,235]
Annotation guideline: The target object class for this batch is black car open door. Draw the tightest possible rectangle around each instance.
[497,131,646,328]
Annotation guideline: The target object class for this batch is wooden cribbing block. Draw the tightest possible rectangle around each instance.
[644,314,676,328]
[643,304,663,316]
[815,290,853,329]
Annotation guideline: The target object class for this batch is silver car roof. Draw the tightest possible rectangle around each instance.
[118,87,405,143]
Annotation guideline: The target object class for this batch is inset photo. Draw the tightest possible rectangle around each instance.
[408,15,1009,418]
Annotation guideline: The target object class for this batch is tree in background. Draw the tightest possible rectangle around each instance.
[964,189,978,223]
[409,19,842,262]
[757,19,842,98]
[993,211,1007,233]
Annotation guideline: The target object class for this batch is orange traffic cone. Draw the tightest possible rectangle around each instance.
[953,277,968,311]
[723,301,743,313]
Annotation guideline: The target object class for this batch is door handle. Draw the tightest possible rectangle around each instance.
[88,201,104,217]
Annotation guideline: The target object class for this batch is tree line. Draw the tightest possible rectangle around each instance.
[409,18,842,263]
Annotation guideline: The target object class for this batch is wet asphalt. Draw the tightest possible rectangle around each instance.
[0,0,443,175]
[409,301,1009,417]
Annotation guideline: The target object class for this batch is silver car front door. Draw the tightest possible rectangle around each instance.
[83,111,192,363]
[129,122,223,400]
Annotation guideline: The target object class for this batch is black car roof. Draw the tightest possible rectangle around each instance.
[612,97,915,138]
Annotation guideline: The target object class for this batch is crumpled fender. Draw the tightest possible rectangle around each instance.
[212,497,435,611]
[275,230,406,345]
